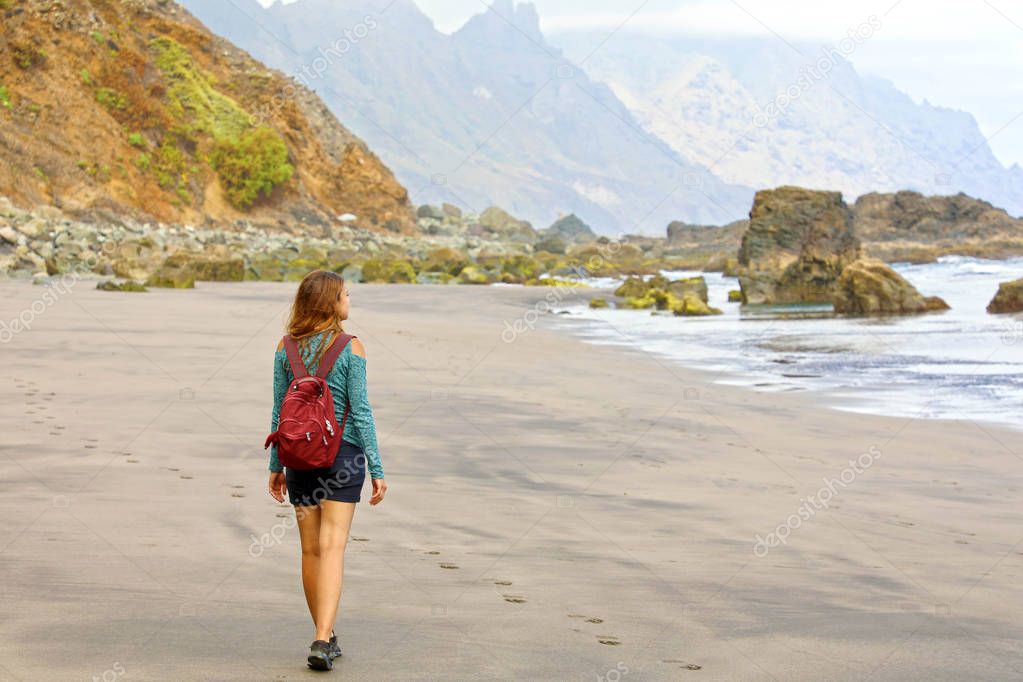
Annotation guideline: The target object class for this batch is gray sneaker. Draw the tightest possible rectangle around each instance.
[328,632,342,660]
[307,639,333,671]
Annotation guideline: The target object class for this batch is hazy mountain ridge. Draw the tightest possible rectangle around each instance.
[179,0,755,234]
[551,29,1023,218]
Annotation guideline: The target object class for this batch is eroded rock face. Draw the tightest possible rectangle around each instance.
[987,278,1023,314]
[853,191,1023,261]
[737,187,861,304]
[832,258,949,315]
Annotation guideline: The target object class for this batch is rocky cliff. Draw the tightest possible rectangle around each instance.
[853,192,1023,262]
[0,0,413,232]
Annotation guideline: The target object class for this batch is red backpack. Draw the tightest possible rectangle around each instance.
[264,333,352,470]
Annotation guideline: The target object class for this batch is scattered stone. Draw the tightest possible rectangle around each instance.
[589,297,609,308]
[97,280,148,292]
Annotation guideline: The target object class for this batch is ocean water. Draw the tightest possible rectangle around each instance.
[548,257,1023,429]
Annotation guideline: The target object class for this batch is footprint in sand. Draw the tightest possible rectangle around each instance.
[180,475,193,479]
[351,536,369,542]
[503,595,526,604]
[231,492,245,498]
[663,660,701,670]
[494,580,512,586]
[424,550,440,555]
[597,636,620,646]
[231,485,244,489]
[585,617,603,624]
[276,512,289,518]
[84,444,97,449]
[439,563,459,570]
[126,459,139,463]
[167,467,180,472]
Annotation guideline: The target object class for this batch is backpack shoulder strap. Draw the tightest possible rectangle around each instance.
[315,333,353,379]
[281,335,309,379]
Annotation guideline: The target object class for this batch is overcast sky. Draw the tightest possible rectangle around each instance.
[264,0,1023,167]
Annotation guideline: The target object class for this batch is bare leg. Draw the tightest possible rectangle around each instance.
[294,505,322,629]
[313,500,356,642]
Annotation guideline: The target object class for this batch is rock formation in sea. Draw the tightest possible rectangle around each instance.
[986,279,1023,314]
[832,258,949,315]
[737,187,861,304]
[853,192,1023,262]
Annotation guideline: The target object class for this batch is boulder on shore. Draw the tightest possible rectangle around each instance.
[738,187,861,304]
[832,258,949,315]
[478,206,537,242]
[615,275,709,303]
[987,278,1023,314]
[541,214,596,244]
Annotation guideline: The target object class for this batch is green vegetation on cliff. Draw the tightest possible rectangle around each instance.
[149,37,293,209]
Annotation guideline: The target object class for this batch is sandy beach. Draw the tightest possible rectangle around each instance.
[0,278,1021,681]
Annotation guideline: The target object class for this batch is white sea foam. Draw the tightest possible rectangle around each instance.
[547,257,1023,429]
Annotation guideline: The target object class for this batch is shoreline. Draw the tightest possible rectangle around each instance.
[1,279,1020,680]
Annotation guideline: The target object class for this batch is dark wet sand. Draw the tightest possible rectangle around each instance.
[0,279,1020,680]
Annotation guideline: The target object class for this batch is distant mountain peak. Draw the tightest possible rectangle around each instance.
[457,0,544,46]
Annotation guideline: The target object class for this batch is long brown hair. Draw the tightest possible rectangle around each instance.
[287,270,345,367]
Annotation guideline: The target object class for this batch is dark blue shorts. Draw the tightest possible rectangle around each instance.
[285,440,367,506]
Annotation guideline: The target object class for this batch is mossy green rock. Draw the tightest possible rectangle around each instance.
[666,276,708,303]
[727,289,743,302]
[589,297,609,308]
[500,254,544,283]
[459,265,495,284]
[97,279,148,292]
[416,271,456,285]
[163,252,245,282]
[246,252,288,281]
[615,276,649,298]
[362,258,416,283]
[624,288,722,316]
[146,264,195,288]
[671,293,723,316]
[418,247,469,275]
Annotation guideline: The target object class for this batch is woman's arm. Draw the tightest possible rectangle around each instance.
[345,339,385,480]
[268,345,287,473]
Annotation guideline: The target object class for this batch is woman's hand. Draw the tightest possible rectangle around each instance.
[268,472,287,503]
[370,478,387,506]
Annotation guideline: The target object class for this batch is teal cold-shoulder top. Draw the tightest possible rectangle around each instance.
[268,330,385,479]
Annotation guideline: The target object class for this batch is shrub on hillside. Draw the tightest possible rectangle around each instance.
[210,127,294,209]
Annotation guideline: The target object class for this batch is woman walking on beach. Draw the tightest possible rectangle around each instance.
[265,270,387,671]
